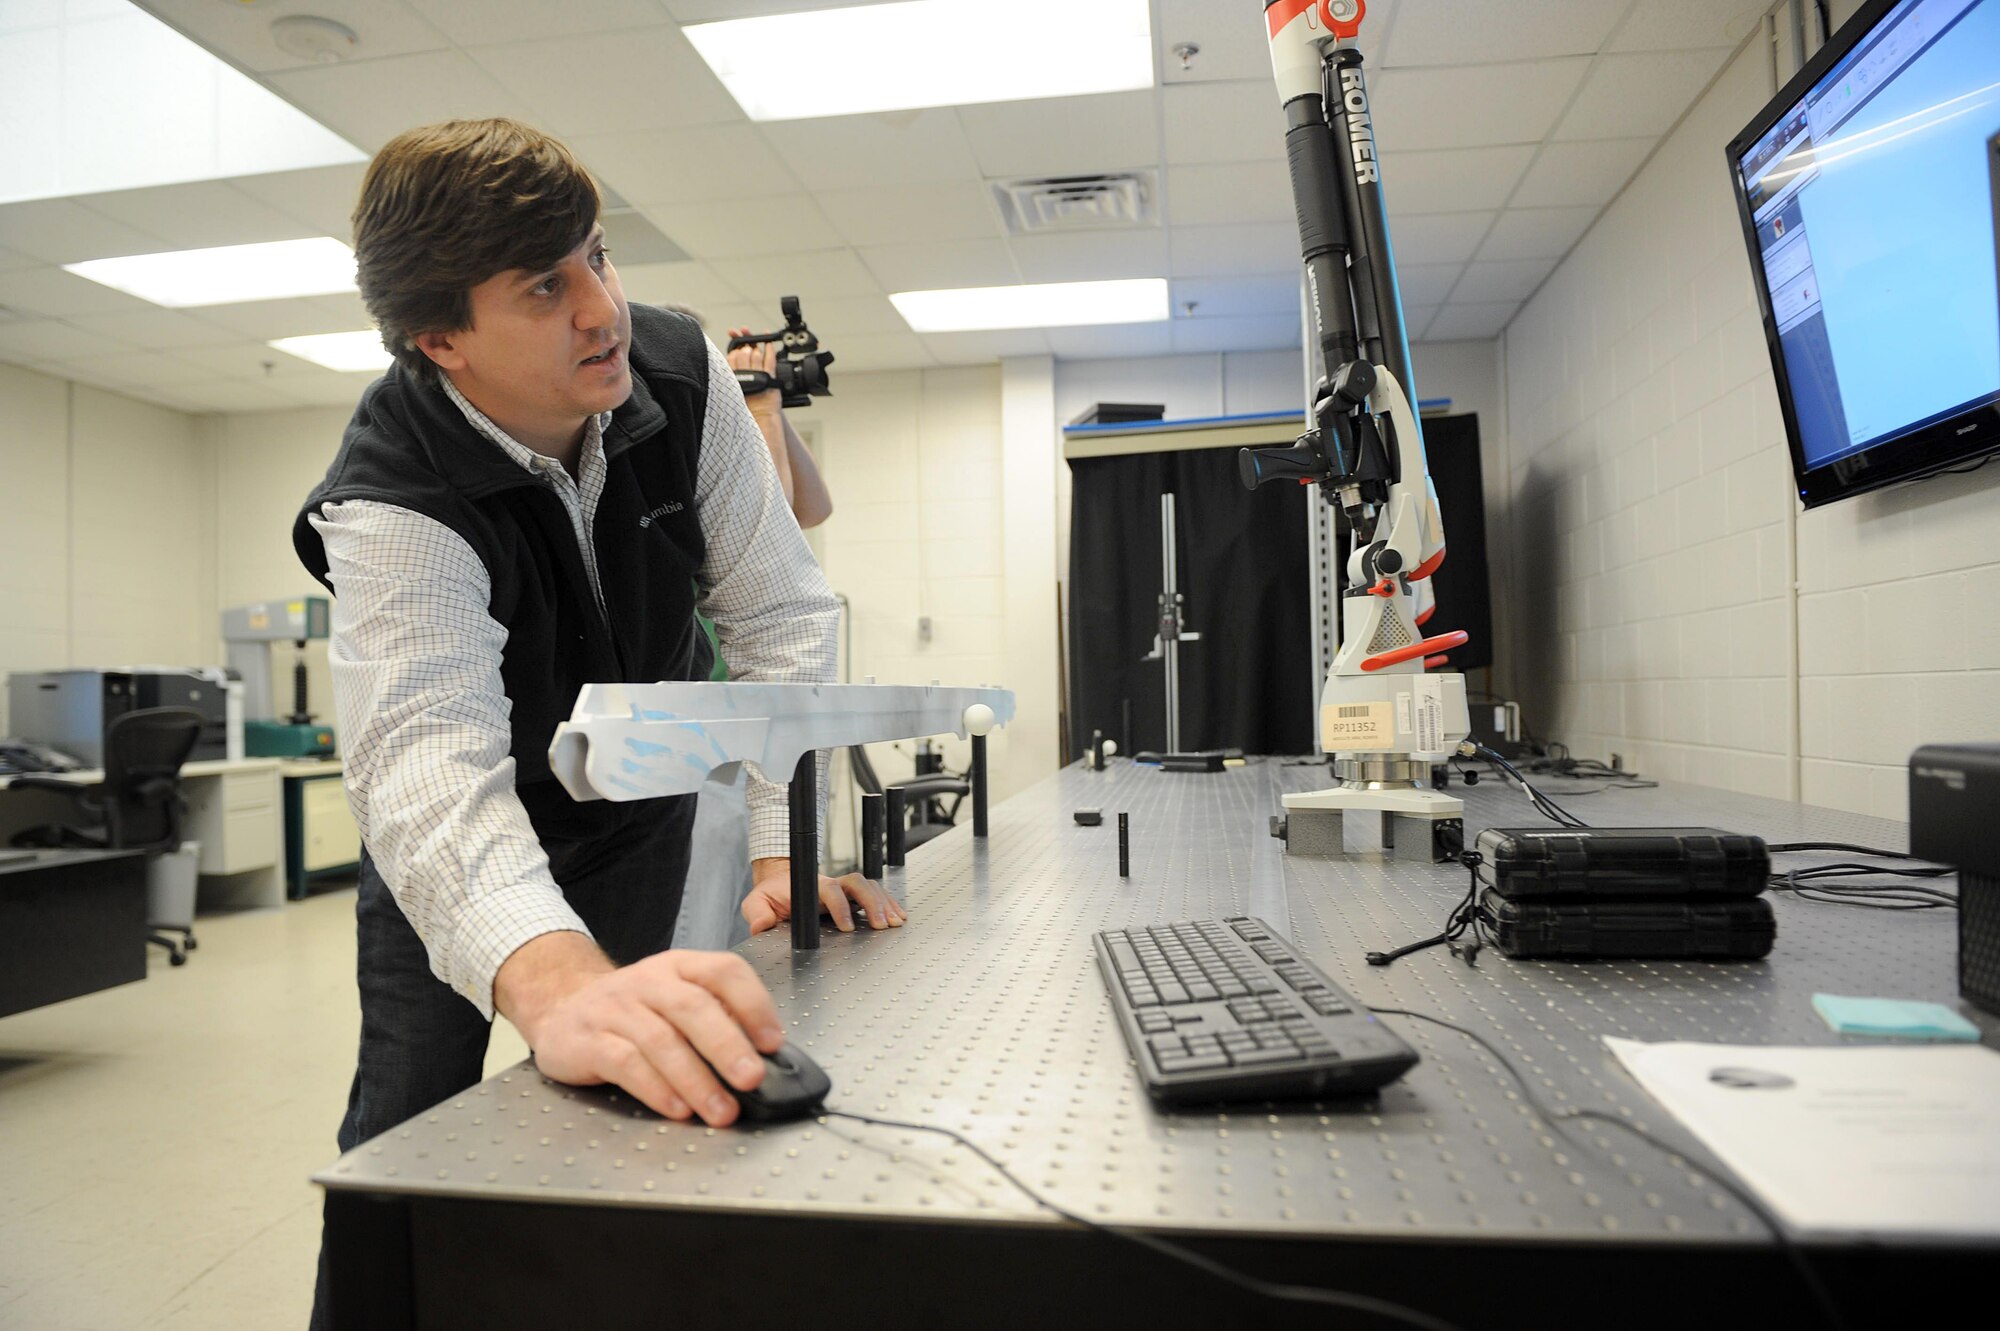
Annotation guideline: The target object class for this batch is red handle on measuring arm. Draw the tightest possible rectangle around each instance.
[1360,631,1468,673]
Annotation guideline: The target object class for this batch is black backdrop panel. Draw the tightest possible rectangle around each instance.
[1413,413,1494,671]
[1068,447,1313,757]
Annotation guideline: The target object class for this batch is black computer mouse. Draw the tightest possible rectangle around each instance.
[726,1042,832,1124]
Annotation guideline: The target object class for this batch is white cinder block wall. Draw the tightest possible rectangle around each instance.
[1497,21,2000,821]
[0,363,217,736]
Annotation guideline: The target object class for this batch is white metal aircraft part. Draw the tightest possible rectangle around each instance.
[548,682,1015,803]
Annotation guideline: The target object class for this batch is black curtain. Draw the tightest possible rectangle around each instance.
[1067,448,1313,757]
[1413,413,1494,671]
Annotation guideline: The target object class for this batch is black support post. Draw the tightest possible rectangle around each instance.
[861,791,884,881]
[885,787,906,867]
[789,751,818,950]
[971,734,989,838]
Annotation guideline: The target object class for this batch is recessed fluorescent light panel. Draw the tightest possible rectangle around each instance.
[890,278,1168,333]
[686,0,1153,121]
[0,3,361,206]
[269,331,393,374]
[64,238,358,308]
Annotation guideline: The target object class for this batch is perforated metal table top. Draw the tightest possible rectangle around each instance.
[317,759,1991,1245]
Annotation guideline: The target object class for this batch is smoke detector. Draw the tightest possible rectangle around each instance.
[992,172,1155,235]
[271,15,358,63]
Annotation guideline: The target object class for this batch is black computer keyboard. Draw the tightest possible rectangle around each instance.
[1093,917,1418,1104]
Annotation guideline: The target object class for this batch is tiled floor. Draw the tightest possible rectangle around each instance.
[0,881,529,1330]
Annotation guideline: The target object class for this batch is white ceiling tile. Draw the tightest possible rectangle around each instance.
[692,303,772,337]
[957,92,1160,179]
[176,339,337,379]
[1156,0,1273,84]
[1380,0,1628,65]
[569,126,803,206]
[1169,314,1301,355]
[616,262,750,316]
[1512,138,1652,208]
[817,182,1003,247]
[1380,145,1537,215]
[1368,59,1591,152]
[1475,206,1599,261]
[1425,302,1521,341]
[259,374,377,410]
[821,331,935,372]
[661,0,864,18]
[464,27,741,137]
[638,196,842,260]
[1007,230,1169,284]
[0,245,40,273]
[0,199,168,264]
[919,328,1052,364]
[42,348,205,388]
[152,378,308,412]
[858,239,1018,293]
[264,51,536,153]
[230,164,370,238]
[0,320,136,361]
[0,266,158,317]
[1610,0,1770,51]
[1404,305,1442,341]
[407,0,669,45]
[1451,258,1558,305]
[131,0,452,75]
[1169,275,1299,320]
[1397,262,1466,308]
[196,295,369,341]
[1381,211,1496,265]
[66,309,243,350]
[1165,162,1291,227]
[1045,323,1174,360]
[74,182,319,251]
[1162,82,1285,165]
[762,110,981,191]
[1554,50,1728,141]
[1167,223,1296,277]
[784,294,911,337]
[708,249,885,303]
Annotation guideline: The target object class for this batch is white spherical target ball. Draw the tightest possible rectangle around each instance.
[963,702,997,737]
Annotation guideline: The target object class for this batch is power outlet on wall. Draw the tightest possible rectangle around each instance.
[918,616,933,644]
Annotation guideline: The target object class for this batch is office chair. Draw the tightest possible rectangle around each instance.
[11,707,205,965]
[846,743,969,853]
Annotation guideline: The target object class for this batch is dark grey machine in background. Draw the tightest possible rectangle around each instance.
[1910,742,2000,1015]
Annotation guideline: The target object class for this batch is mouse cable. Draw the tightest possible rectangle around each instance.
[820,1108,1468,1331]
[1367,1008,1849,1331]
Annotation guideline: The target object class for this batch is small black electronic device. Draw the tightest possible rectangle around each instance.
[724,295,834,409]
[1476,827,1771,900]
[1479,892,1776,960]
[1094,917,1418,1104]
[1910,742,2000,1014]
[720,1043,831,1124]
[1073,807,1103,826]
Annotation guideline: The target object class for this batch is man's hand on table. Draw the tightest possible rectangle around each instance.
[743,857,904,935]
[494,931,784,1128]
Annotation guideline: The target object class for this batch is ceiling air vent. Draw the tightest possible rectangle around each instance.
[993,172,1155,235]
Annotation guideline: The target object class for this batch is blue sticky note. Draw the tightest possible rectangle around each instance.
[1812,993,1982,1041]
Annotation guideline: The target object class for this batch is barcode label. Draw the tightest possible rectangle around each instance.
[1337,705,1372,718]
[1322,700,1393,751]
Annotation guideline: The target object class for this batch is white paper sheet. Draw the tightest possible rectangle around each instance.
[1605,1037,2000,1239]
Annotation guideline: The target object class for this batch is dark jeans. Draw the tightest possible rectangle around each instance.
[309,797,695,1330]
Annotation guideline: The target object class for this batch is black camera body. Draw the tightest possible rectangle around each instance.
[726,295,834,409]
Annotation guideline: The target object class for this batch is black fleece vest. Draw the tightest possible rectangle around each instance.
[294,303,711,849]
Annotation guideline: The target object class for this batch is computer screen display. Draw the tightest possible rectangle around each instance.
[1728,0,2000,506]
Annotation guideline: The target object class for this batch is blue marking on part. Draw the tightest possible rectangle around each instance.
[609,776,648,796]
[625,738,670,756]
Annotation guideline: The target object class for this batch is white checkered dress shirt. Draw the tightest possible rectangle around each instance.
[309,334,837,1018]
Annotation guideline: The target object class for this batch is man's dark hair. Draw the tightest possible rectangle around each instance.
[352,118,601,381]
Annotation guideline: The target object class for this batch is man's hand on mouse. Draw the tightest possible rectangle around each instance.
[743,857,904,935]
[494,931,784,1128]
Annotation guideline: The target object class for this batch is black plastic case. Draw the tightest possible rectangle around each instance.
[1476,827,1770,900]
[1480,891,1776,960]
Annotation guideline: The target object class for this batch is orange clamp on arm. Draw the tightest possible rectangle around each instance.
[1361,631,1469,673]
[1265,0,1365,41]
[1410,548,1446,582]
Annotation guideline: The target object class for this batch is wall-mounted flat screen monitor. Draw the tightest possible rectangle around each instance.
[1727,0,2000,507]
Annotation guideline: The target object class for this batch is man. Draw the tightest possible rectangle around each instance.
[294,118,900,1326]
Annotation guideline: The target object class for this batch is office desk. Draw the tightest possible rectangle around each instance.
[0,758,283,909]
[317,760,1995,1330]
[277,759,360,898]
[0,848,146,1018]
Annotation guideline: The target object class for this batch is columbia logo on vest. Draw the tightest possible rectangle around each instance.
[638,501,684,528]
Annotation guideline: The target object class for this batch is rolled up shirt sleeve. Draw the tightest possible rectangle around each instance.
[692,335,841,861]
[310,499,590,1019]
